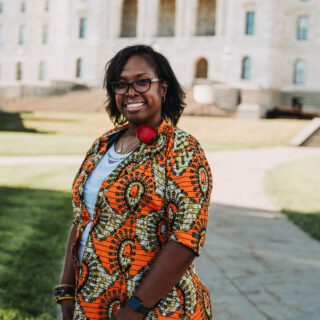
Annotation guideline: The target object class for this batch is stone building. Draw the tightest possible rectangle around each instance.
[0,0,319,114]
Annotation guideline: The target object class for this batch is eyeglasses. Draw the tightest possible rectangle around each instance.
[110,78,162,95]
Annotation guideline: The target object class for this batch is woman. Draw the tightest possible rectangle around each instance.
[56,45,213,320]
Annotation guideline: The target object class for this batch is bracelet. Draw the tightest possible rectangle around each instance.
[56,296,75,303]
[54,284,75,303]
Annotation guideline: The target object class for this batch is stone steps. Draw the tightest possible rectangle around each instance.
[290,118,320,147]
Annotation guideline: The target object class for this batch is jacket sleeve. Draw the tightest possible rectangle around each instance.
[165,133,213,256]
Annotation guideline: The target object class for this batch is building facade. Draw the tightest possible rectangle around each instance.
[0,0,319,113]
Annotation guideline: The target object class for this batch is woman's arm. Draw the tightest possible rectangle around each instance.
[60,224,77,285]
[59,224,77,320]
[113,240,195,320]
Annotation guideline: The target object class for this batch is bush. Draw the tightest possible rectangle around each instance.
[0,309,53,320]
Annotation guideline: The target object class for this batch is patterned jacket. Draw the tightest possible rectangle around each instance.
[71,119,213,319]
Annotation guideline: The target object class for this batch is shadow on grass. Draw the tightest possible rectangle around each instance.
[0,187,73,318]
[283,209,320,241]
[0,111,37,132]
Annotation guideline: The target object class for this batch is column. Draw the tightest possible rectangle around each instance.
[174,0,185,37]
[215,0,227,36]
[107,0,122,38]
[183,0,197,37]
[137,0,147,37]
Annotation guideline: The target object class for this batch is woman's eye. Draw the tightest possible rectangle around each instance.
[116,82,127,89]
[136,79,150,86]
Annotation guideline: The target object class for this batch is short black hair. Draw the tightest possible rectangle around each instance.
[103,44,186,126]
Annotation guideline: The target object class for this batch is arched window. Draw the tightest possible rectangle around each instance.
[79,17,87,39]
[120,0,137,37]
[245,11,255,35]
[20,1,26,13]
[157,0,175,37]
[18,25,26,45]
[296,15,309,40]
[195,58,208,79]
[44,0,50,12]
[196,0,216,36]
[241,57,251,80]
[42,24,48,44]
[16,62,22,80]
[293,59,305,84]
[39,61,45,81]
[0,25,3,46]
[76,58,82,78]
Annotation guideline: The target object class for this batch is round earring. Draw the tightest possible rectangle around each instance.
[162,95,166,103]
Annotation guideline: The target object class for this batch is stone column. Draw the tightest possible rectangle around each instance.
[215,0,227,36]
[107,0,122,38]
[183,0,197,37]
[174,0,185,37]
[137,0,147,38]
[146,0,160,37]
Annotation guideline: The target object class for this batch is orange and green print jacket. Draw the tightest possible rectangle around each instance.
[71,119,213,319]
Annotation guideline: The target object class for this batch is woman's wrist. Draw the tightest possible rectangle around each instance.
[54,284,75,304]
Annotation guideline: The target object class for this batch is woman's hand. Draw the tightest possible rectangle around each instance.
[111,305,144,320]
[60,299,75,320]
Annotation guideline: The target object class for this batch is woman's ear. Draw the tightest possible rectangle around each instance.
[161,81,168,96]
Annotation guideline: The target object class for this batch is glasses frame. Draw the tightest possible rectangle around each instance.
[110,78,162,95]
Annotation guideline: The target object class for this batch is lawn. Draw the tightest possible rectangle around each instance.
[265,155,320,240]
[0,111,308,155]
[0,164,78,319]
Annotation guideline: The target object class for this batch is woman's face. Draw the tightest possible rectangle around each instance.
[115,55,167,128]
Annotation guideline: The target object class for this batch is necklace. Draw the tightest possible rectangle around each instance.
[115,135,139,153]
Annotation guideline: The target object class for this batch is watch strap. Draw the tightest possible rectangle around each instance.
[127,296,149,316]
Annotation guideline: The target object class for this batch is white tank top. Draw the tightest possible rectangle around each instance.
[78,143,133,263]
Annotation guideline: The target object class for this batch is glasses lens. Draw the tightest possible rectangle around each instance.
[133,79,151,93]
[111,82,128,94]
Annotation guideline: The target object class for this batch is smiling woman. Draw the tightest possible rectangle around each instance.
[57,45,213,320]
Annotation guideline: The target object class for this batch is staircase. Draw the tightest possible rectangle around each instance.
[302,127,320,147]
[290,118,320,147]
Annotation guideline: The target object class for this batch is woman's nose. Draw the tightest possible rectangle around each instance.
[126,84,138,97]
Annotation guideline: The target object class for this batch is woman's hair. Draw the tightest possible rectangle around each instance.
[103,44,186,126]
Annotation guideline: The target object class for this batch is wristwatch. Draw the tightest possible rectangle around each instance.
[127,296,150,316]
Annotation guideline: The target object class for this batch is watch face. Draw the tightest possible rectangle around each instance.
[129,297,141,309]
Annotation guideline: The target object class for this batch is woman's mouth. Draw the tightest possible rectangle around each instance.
[125,102,145,112]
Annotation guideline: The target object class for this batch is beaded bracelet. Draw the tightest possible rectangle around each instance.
[54,284,75,303]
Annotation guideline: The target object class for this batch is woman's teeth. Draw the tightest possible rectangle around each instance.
[126,102,144,109]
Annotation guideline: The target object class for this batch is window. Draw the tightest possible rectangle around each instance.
[76,58,82,78]
[0,25,3,46]
[20,1,26,13]
[18,25,26,45]
[157,0,175,37]
[195,58,208,79]
[293,59,305,84]
[16,62,22,80]
[42,24,48,44]
[196,0,216,36]
[44,0,49,12]
[241,57,251,80]
[79,17,86,38]
[245,11,255,35]
[120,0,137,37]
[39,61,45,81]
[297,15,309,40]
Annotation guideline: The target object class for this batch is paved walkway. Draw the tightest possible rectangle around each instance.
[197,147,320,320]
[1,147,320,319]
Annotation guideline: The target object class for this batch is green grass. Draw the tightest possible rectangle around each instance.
[265,155,320,240]
[0,187,72,318]
[0,132,96,156]
[0,111,309,155]
[0,164,78,318]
